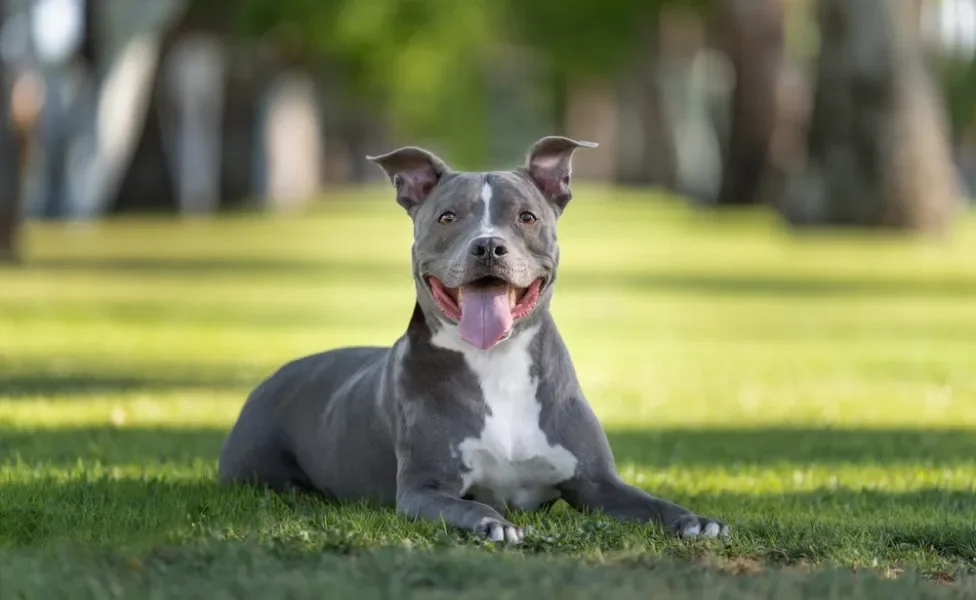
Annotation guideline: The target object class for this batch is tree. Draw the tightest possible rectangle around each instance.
[712,0,784,206]
[226,0,709,171]
[0,0,21,263]
[778,0,959,231]
[612,14,677,188]
[232,0,502,169]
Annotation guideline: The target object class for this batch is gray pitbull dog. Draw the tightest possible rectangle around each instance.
[218,136,728,544]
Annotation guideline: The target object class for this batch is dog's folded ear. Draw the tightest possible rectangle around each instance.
[521,136,598,214]
[367,147,450,213]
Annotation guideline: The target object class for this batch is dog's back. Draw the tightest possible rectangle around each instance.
[218,344,397,501]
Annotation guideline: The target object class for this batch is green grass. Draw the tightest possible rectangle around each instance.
[2,186,976,598]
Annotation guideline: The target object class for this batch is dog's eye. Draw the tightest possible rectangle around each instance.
[438,211,456,224]
[518,211,537,225]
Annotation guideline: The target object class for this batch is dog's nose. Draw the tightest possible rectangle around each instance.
[469,236,509,259]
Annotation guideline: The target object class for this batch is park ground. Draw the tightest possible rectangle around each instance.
[1,187,976,598]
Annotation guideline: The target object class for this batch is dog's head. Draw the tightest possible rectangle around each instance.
[368,136,597,350]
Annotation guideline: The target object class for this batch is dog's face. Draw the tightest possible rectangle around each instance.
[369,137,596,350]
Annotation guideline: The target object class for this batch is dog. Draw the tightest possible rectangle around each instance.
[218,136,728,544]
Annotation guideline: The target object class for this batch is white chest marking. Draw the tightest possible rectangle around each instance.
[431,324,579,511]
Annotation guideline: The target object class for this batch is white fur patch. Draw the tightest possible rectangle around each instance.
[682,521,726,539]
[703,522,721,538]
[477,517,523,545]
[477,180,495,236]
[431,324,578,511]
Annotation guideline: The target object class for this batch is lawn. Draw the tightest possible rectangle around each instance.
[2,186,976,598]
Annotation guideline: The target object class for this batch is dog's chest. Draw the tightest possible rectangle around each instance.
[434,325,578,511]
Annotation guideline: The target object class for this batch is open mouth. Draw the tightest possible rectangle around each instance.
[427,275,544,350]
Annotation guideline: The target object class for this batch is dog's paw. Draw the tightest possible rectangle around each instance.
[672,514,729,539]
[474,517,524,545]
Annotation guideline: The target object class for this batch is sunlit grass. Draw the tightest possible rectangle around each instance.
[2,186,975,597]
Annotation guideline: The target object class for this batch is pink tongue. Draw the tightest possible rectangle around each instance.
[458,286,513,350]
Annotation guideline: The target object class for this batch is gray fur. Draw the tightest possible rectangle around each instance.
[218,136,728,543]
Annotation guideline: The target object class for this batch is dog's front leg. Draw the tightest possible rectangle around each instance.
[394,438,523,544]
[561,474,728,538]
[552,398,729,538]
[396,484,523,544]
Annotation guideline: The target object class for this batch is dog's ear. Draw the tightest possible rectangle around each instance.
[521,136,598,214]
[367,147,450,213]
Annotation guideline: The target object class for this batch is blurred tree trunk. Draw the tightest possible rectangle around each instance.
[713,0,784,206]
[614,16,676,188]
[779,0,958,231]
[0,17,21,263]
[80,0,98,68]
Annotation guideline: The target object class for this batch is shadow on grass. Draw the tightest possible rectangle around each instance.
[0,477,264,547]
[0,367,254,400]
[0,474,973,567]
[7,424,976,476]
[4,424,976,470]
[20,256,976,298]
[604,427,976,468]
[1,491,970,600]
[2,425,975,565]
[0,426,227,466]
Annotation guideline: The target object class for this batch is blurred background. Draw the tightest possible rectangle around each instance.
[0,0,974,250]
[2,1,976,570]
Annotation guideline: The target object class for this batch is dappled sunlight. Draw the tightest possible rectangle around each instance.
[1,461,218,483]
[0,395,242,426]
[2,197,976,579]
[4,0,976,591]
[616,425,976,467]
[590,377,976,429]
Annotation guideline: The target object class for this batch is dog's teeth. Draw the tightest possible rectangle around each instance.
[457,288,464,304]
[508,286,516,309]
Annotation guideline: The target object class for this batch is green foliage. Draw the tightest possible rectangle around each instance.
[2,190,976,597]
[227,0,502,166]
[937,55,976,138]
[506,0,710,76]
[212,0,714,166]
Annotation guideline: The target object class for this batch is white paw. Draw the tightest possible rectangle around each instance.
[476,517,523,545]
[678,516,729,539]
